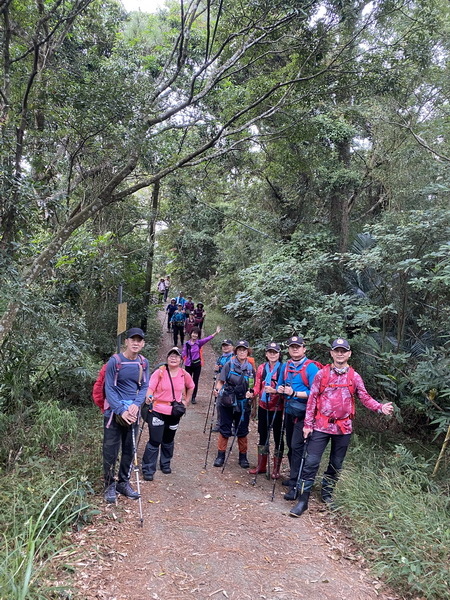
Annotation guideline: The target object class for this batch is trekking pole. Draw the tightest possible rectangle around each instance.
[265,394,271,480]
[204,402,217,469]
[203,375,217,434]
[222,402,246,473]
[271,406,287,501]
[131,423,144,527]
[251,396,282,486]
[292,434,310,499]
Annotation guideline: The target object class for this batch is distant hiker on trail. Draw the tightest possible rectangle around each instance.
[184,296,195,314]
[157,278,166,303]
[184,312,196,336]
[182,325,222,405]
[170,304,187,346]
[192,302,205,334]
[164,275,171,302]
[277,336,320,501]
[211,339,234,432]
[250,342,284,479]
[289,338,394,518]
[166,298,177,332]
[213,340,256,469]
[175,291,186,307]
[141,347,194,481]
[103,328,149,504]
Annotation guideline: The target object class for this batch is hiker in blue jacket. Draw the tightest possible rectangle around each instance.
[103,328,149,504]
[170,304,187,346]
[165,298,177,332]
[277,335,320,500]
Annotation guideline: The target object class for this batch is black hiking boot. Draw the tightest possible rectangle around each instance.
[289,491,311,517]
[284,487,298,501]
[213,450,226,467]
[238,453,250,469]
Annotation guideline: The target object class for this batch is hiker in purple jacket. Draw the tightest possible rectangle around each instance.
[182,325,221,404]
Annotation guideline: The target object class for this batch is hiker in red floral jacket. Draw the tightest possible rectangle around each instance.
[289,337,394,518]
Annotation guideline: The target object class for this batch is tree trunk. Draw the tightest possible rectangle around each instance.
[141,180,160,332]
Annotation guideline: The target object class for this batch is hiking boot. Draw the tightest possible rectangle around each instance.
[289,480,313,517]
[143,474,154,481]
[191,397,197,405]
[238,453,250,469]
[284,487,298,501]
[161,466,172,474]
[321,476,335,505]
[249,446,268,474]
[272,454,283,480]
[289,490,311,517]
[104,483,117,503]
[213,450,226,467]
[116,481,140,499]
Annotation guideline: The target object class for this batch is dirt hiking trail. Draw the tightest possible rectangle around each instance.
[66,313,399,600]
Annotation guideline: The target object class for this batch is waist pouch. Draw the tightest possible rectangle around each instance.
[286,398,306,419]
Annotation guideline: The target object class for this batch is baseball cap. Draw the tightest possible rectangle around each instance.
[221,339,234,346]
[126,327,145,339]
[235,340,249,349]
[286,336,305,346]
[265,342,281,352]
[167,347,182,357]
[331,338,351,351]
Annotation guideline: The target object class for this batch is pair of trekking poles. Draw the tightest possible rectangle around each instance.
[203,376,247,473]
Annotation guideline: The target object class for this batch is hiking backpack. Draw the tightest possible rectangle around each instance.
[92,354,147,413]
[283,359,325,388]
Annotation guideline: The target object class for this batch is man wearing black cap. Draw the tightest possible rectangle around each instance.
[289,337,394,517]
[276,336,321,499]
[103,328,149,503]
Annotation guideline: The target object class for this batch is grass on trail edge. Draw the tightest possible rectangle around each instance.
[334,434,450,600]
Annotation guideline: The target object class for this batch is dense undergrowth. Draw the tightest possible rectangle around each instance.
[335,434,450,599]
[0,316,161,600]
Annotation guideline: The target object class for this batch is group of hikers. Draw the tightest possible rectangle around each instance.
[100,314,393,518]
[156,275,171,303]
[165,294,206,346]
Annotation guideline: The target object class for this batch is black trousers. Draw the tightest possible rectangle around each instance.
[286,416,306,486]
[218,403,250,438]
[103,416,136,486]
[185,363,202,400]
[256,406,284,455]
[142,411,181,476]
[284,413,295,466]
[302,430,352,484]
[173,324,185,346]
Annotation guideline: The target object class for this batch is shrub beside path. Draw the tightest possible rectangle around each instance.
[65,313,399,600]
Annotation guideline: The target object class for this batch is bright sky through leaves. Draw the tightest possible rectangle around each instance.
[121,0,166,12]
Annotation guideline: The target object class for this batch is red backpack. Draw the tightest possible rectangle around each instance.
[92,354,147,413]
[318,364,356,396]
[283,359,325,388]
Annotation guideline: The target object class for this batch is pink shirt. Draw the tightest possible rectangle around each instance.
[149,367,195,415]
[305,367,382,435]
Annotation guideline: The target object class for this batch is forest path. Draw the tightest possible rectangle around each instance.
[67,311,398,600]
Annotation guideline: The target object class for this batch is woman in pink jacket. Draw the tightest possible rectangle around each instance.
[141,347,195,481]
